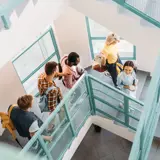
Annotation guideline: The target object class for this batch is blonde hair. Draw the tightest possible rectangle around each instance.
[106,33,119,45]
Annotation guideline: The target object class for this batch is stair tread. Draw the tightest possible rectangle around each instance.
[154,118,160,138]
[136,70,149,99]
[114,109,141,131]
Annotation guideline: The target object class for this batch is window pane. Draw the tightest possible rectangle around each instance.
[92,40,134,59]
[23,55,59,95]
[88,18,111,37]
[117,40,134,57]
[13,31,56,82]
[39,32,55,58]
[13,44,45,81]
[87,17,136,60]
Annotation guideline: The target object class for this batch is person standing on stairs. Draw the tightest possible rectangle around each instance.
[10,95,52,142]
[117,61,138,99]
[101,33,123,87]
[38,61,67,130]
[60,52,84,106]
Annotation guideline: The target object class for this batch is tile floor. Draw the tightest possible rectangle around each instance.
[72,125,132,160]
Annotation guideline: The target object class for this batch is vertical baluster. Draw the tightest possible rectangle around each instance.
[38,135,53,160]
[64,104,76,136]
[124,96,129,127]
[85,75,96,115]
[1,14,11,29]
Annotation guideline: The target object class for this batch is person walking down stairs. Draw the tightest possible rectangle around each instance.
[101,33,123,87]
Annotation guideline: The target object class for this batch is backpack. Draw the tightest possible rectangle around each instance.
[0,104,23,147]
[39,86,59,112]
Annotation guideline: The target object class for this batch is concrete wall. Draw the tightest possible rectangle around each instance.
[0,0,69,69]
[54,7,92,68]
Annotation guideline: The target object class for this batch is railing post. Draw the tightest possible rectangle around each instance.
[85,75,96,115]
[113,0,125,5]
[139,126,144,160]
[63,104,76,136]
[124,96,129,127]
[38,135,53,160]
[1,14,11,29]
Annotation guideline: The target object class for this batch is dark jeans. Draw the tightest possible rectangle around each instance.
[106,56,123,87]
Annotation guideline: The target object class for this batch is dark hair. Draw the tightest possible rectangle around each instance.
[45,61,57,75]
[17,95,33,110]
[68,52,79,63]
[123,61,137,73]
[58,63,62,80]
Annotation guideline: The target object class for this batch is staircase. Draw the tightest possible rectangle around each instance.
[0,0,38,29]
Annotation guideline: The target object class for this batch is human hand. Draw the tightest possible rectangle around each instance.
[124,85,130,89]
[45,136,53,143]
[129,85,136,91]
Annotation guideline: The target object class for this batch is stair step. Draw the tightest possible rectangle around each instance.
[128,109,142,132]
[136,70,149,99]
[139,76,151,102]
[154,118,160,138]
[114,109,134,128]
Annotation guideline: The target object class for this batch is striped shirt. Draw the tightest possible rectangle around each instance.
[38,73,62,112]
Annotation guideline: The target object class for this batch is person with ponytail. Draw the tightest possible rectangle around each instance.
[60,52,84,89]
[60,52,84,105]
[101,33,123,87]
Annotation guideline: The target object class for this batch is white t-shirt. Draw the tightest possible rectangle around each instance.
[29,120,40,133]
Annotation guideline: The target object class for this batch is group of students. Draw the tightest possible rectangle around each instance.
[7,33,138,145]
[9,52,83,143]
[94,33,138,98]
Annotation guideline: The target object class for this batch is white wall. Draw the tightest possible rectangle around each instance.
[0,0,69,69]
[54,7,92,68]
[70,0,160,73]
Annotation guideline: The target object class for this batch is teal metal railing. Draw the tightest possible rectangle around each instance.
[19,72,145,160]
[129,53,160,160]
[113,0,160,28]
[0,0,25,29]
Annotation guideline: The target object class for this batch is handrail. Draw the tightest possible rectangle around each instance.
[18,72,147,160]
[129,53,160,160]
[113,0,160,28]
[88,74,144,106]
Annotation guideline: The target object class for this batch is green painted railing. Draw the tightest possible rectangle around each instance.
[19,72,145,160]
[113,0,160,28]
[129,53,160,160]
[0,0,25,29]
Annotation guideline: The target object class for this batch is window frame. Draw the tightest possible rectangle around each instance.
[12,26,60,96]
[85,17,136,60]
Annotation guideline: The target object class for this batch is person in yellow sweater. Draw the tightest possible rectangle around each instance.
[101,33,123,87]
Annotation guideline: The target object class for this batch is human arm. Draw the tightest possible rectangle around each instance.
[29,121,53,142]
[55,71,71,77]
